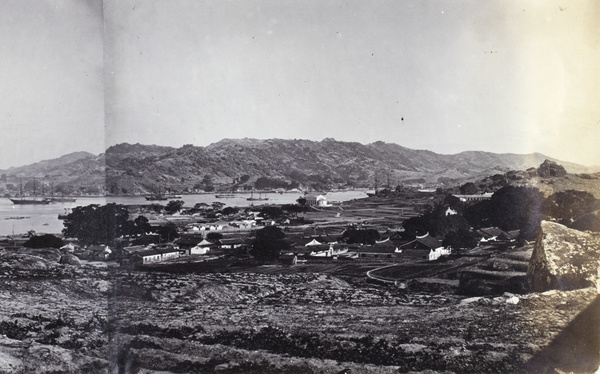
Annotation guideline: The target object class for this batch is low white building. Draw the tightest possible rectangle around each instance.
[304,194,331,207]
[133,247,180,264]
[428,247,451,261]
[190,239,214,255]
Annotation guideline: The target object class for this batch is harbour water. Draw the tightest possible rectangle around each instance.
[0,191,368,236]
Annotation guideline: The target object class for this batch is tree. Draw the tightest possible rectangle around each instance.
[165,200,185,214]
[251,226,288,261]
[154,223,179,242]
[543,190,600,226]
[403,212,471,239]
[260,206,284,219]
[206,232,223,241]
[442,228,477,255]
[201,174,214,191]
[62,203,130,245]
[465,186,543,240]
[296,197,307,206]
[342,228,380,244]
[282,204,307,217]
[488,186,543,240]
[132,216,152,235]
[24,234,64,249]
[221,206,239,216]
[459,182,478,195]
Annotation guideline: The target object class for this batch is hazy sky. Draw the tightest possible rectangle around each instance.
[2,0,599,169]
[0,0,104,169]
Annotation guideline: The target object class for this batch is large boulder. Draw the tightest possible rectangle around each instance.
[537,159,567,178]
[528,221,600,292]
[17,247,61,262]
[59,254,82,267]
[571,211,600,233]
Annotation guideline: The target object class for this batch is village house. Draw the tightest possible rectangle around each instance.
[356,241,403,260]
[476,227,520,244]
[190,239,215,255]
[452,193,493,202]
[82,245,112,261]
[122,245,148,257]
[399,233,447,261]
[304,193,331,207]
[131,246,180,265]
[219,238,244,250]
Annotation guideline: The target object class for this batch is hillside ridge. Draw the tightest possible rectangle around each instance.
[0,138,597,195]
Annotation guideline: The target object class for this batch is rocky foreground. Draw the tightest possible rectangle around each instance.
[0,245,598,373]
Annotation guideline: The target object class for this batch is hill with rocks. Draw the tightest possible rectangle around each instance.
[0,152,105,196]
[461,159,600,198]
[0,138,596,196]
[102,139,596,194]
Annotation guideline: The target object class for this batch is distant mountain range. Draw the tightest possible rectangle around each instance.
[0,138,596,195]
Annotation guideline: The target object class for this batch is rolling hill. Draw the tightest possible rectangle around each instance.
[0,138,596,196]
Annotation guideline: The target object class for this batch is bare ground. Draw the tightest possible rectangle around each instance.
[0,255,598,373]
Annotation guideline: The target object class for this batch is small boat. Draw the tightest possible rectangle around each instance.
[145,194,168,201]
[215,194,236,198]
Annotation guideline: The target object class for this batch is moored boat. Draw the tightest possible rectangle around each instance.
[50,197,77,203]
[9,197,51,205]
[145,194,168,201]
[215,194,236,198]
[247,191,269,201]
[9,177,51,204]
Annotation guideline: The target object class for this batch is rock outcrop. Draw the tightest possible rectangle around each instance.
[538,159,567,178]
[572,211,600,233]
[528,221,600,292]
[59,254,81,266]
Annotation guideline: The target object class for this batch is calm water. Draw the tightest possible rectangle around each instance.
[0,191,368,236]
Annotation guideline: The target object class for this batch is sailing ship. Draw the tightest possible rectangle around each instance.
[49,182,77,203]
[9,177,51,205]
[247,190,269,201]
[215,180,237,198]
[145,185,168,200]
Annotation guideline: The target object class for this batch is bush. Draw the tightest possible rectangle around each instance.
[24,234,64,249]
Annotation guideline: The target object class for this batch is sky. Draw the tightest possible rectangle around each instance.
[1,0,599,169]
[0,0,105,169]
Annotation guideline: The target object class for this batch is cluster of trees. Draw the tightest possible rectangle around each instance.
[62,203,153,245]
[404,186,600,252]
[463,186,543,240]
[542,190,600,229]
[254,177,297,190]
[24,234,64,249]
[250,226,289,261]
[403,186,544,250]
[342,228,380,244]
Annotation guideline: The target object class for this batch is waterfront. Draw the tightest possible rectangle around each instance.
[0,191,368,236]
